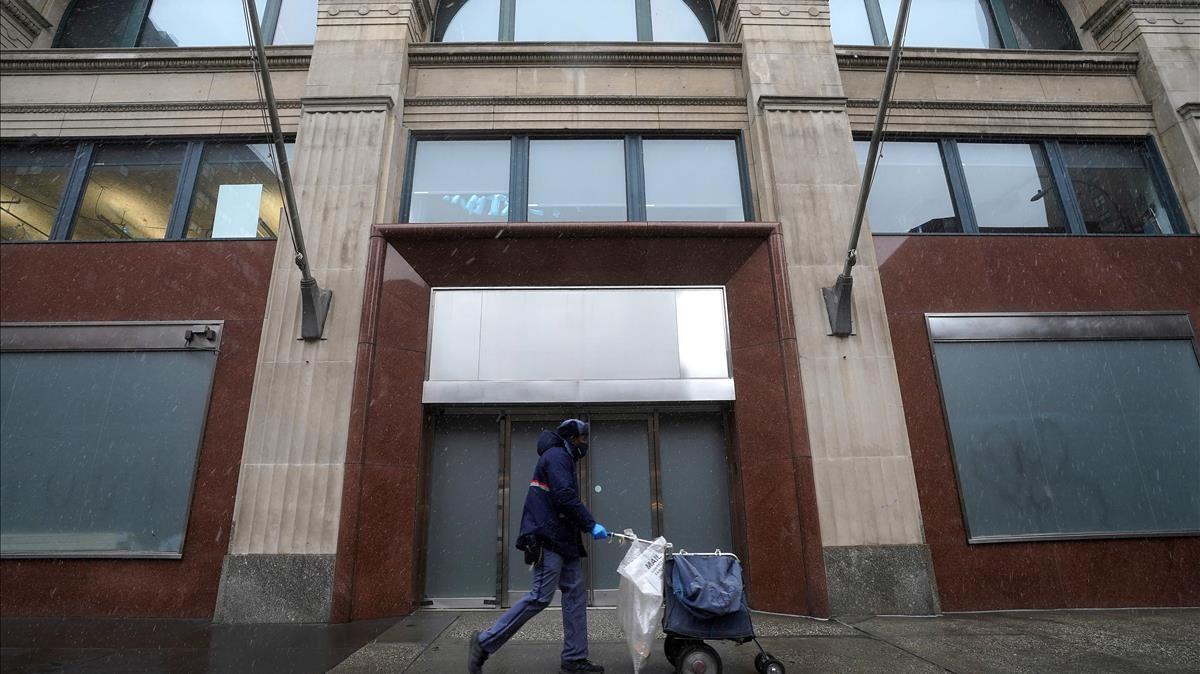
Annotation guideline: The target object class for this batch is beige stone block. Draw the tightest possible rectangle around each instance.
[812,455,924,546]
[0,74,98,104]
[240,358,355,467]
[409,67,518,98]
[930,73,1046,103]
[787,264,894,360]
[1037,75,1143,104]
[89,73,214,103]
[229,462,345,554]
[773,182,860,265]
[0,115,64,137]
[515,68,637,96]
[209,70,308,102]
[634,67,741,97]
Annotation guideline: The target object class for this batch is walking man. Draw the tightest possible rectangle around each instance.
[468,418,609,673]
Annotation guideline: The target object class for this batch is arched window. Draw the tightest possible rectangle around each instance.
[434,0,717,43]
[54,0,316,49]
[830,0,1079,50]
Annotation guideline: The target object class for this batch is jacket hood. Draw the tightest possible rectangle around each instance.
[537,430,566,456]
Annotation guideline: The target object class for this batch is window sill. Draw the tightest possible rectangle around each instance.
[835,45,1139,75]
[408,41,743,68]
[0,45,313,75]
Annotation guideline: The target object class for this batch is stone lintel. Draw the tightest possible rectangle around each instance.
[759,95,848,113]
[408,41,744,68]
[301,94,395,114]
[0,46,313,75]
[836,46,1140,76]
[824,545,940,616]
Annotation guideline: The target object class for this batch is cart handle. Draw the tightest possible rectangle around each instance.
[608,531,673,549]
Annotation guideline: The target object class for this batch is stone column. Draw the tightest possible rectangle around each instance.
[721,0,938,614]
[214,0,427,623]
[1082,0,1200,230]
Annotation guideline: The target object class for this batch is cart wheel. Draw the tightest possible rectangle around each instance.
[664,635,686,666]
[754,652,786,674]
[675,642,721,674]
[754,652,768,672]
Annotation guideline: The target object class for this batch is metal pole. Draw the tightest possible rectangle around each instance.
[243,0,331,339]
[822,0,911,336]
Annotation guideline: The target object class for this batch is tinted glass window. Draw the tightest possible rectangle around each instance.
[270,0,318,44]
[881,0,1001,48]
[186,143,287,239]
[856,140,959,233]
[934,339,1200,540]
[643,139,744,221]
[1060,142,1174,235]
[1005,0,1078,50]
[409,140,511,223]
[959,142,1067,233]
[0,350,217,556]
[55,0,144,48]
[528,140,626,222]
[830,0,876,45]
[650,0,710,42]
[514,0,638,41]
[138,0,254,47]
[71,143,186,241]
[0,145,75,242]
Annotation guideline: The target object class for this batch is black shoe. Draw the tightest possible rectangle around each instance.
[468,631,488,674]
[560,659,604,673]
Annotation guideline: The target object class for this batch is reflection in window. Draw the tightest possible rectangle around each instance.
[643,139,744,221]
[958,142,1067,233]
[409,140,511,223]
[433,0,717,42]
[528,140,626,222]
[0,145,75,241]
[0,348,217,557]
[856,141,959,233]
[55,0,314,48]
[1004,0,1079,50]
[832,0,1078,50]
[515,0,637,41]
[71,143,187,241]
[186,143,289,239]
[881,0,1000,49]
[1060,142,1174,235]
[933,338,1200,541]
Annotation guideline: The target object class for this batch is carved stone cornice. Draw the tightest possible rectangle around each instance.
[836,47,1140,75]
[1178,102,1200,119]
[1081,0,1199,37]
[1,0,51,38]
[0,100,303,114]
[405,95,747,107]
[758,95,847,113]
[0,47,312,75]
[847,98,1155,115]
[301,95,395,113]
[407,43,743,68]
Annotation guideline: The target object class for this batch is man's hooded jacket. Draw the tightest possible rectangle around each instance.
[516,422,596,560]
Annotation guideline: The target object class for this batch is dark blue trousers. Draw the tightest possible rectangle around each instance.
[478,548,588,664]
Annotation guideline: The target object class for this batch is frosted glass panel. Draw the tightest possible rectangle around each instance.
[588,420,652,591]
[515,0,638,41]
[0,351,215,556]
[934,340,1200,540]
[528,140,626,222]
[643,140,745,221]
[856,140,959,233]
[880,0,1001,49]
[424,415,499,598]
[409,140,510,223]
[659,413,732,553]
[580,291,680,380]
[428,290,483,381]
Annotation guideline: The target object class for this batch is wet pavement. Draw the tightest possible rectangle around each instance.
[2,608,1198,673]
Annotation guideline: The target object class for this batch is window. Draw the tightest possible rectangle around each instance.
[403,136,750,224]
[927,313,1200,542]
[0,145,77,242]
[0,321,223,557]
[856,138,1186,235]
[54,0,316,48]
[0,140,289,242]
[433,0,717,42]
[831,0,1079,50]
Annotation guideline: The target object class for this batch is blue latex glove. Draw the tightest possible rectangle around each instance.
[591,523,609,540]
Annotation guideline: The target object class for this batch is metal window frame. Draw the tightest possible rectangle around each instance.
[924,311,1200,545]
[0,320,224,559]
[435,0,719,43]
[2,137,290,243]
[401,132,753,225]
[852,0,1080,50]
[862,134,1192,238]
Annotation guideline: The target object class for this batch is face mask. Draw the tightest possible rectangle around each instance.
[570,438,589,460]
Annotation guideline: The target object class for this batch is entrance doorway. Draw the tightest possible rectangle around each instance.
[422,409,735,608]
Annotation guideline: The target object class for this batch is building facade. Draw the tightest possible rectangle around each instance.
[1,0,1197,623]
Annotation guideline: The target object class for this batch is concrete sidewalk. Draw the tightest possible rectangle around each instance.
[3,608,1197,673]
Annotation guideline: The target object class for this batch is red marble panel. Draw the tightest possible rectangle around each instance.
[879,234,1200,610]
[375,243,431,354]
[730,341,793,464]
[0,241,275,619]
[350,464,421,619]
[725,242,780,350]
[737,458,809,612]
[363,345,427,466]
[330,461,363,624]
